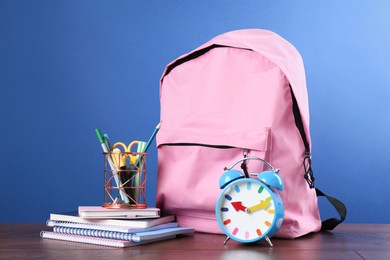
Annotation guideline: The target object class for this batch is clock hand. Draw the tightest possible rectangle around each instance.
[231,201,249,212]
[248,200,271,213]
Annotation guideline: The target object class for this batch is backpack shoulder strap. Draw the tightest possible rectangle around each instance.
[315,188,347,231]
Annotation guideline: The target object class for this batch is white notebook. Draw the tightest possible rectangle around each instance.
[40,231,175,248]
[49,212,175,228]
[78,206,160,219]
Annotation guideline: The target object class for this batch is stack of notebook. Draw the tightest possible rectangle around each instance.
[40,206,194,248]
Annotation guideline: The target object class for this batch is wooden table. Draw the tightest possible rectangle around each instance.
[0,223,389,259]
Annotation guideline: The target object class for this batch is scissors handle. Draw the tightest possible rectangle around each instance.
[113,141,140,165]
[127,140,140,152]
[128,141,141,165]
[112,142,129,152]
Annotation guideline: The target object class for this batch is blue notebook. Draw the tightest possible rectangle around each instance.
[47,220,178,233]
[49,225,194,242]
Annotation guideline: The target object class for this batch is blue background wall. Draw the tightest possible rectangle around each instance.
[1,0,389,224]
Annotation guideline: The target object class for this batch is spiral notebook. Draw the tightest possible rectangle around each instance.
[41,226,194,247]
[52,225,193,241]
[46,220,178,233]
[40,231,174,248]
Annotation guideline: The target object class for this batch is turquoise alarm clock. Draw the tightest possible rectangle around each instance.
[215,157,284,246]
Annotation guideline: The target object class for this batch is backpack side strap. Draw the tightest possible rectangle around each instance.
[315,188,347,231]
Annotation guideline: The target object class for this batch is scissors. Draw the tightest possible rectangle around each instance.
[112,141,147,201]
[112,141,147,166]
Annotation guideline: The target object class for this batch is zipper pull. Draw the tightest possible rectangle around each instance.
[241,149,250,178]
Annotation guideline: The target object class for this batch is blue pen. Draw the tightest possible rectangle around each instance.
[103,134,112,152]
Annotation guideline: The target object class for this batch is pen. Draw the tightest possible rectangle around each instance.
[95,128,130,204]
[103,134,112,152]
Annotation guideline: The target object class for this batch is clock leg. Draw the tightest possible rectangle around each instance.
[265,236,273,247]
[223,236,230,245]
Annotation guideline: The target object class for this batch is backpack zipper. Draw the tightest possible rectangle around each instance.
[162,143,235,149]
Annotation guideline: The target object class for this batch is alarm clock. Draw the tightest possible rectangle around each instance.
[215,157,284,246]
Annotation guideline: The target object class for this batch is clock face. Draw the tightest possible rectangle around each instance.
[216,178,280,243]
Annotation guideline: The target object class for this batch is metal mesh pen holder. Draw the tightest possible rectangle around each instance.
[103,152,147,208]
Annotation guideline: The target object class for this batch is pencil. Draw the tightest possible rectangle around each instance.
[142,122,162,153]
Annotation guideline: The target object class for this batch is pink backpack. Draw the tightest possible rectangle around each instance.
[156,29,346,238]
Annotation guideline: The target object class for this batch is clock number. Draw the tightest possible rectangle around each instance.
[223,219,231,225]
